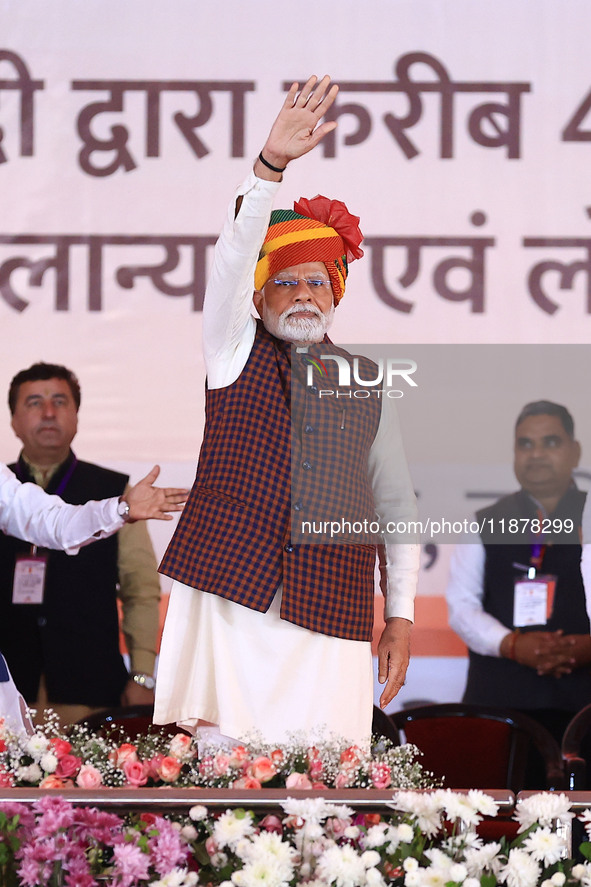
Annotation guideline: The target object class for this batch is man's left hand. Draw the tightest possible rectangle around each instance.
[377,617,412,709]
[120,679,155,707]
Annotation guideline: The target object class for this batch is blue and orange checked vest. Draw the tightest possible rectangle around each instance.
[159,321,382,641]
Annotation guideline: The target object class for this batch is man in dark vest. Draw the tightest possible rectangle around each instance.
[0,361,163,724]
[155,75,420,745]
[446,400,591,744]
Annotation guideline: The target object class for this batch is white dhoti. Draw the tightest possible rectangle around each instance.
[153,580,373,745]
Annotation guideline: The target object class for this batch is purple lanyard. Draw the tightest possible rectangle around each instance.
[16,455,78,497]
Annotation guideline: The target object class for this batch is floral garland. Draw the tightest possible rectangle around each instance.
[0,715,432,791]
[1,790,591,886]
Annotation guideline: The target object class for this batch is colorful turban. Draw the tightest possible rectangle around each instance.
[254,195,364,305]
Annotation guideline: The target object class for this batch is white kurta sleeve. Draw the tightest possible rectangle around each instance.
[368,395,420,623]
[203,171,281,388]
[0,464,124,554]
[445,542,510,656]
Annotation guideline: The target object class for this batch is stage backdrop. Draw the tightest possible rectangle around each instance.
[1,0,591,711]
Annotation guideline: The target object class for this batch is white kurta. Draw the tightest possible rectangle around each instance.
[154,171,420,745]
[0,463,124,553]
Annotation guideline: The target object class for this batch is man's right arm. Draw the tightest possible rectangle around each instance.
[445,542,512,657]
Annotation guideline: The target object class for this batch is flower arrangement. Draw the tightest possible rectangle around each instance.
[1,790,591,887]
[0,715,432,792]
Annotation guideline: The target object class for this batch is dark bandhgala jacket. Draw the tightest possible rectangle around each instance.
[160,321,383,642]
[464,486,591,712]
[0,452,130,705]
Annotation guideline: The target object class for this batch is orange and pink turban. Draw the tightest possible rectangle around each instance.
[254,195,364,305]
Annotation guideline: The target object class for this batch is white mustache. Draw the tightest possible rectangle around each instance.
[284,304,323,320]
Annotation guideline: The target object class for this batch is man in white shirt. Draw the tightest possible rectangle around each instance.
[0,462,186,733]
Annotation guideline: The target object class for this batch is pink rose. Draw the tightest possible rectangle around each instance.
[285,772,313,789]
[0,767,15,787]
[312,782,328,790]
[370,763,391,789]
[124,759,149,787]
[334,770,353,789]
[76,764,103,789]
[55,754,82,779]
[228,745,249,768]
[309,758,324,779]
[232,776,262,789]
[260,814,283,834]
[339,745,363,766]
[113,743,138,768]
[50,737,72,759]
[270,749,284,764]
[146,754,165,780]
[249,756,277,784]
[156,755,182,783]
[212,753,230,776]
[205,836,218,857]
[326,817,349,838]
[39,774,66,789]
[169,733,192,760]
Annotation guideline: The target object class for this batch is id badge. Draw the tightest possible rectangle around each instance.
[513,575,556,627]
[12,555,47,604]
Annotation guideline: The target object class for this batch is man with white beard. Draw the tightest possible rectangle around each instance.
[155,75,419,745]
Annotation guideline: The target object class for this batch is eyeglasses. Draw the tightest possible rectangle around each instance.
[271,277,331,289]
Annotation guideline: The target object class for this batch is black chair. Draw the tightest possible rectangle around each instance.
[562,704,591,789]
[74,704,189,739]
[390,702,565,792]
[372,705,401,745]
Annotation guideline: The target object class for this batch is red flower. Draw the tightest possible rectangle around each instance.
[55,754,82,779]
[50,737,72,759]
[294,195,364,262]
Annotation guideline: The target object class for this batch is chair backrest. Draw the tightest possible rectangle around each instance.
[75,705,188,739]
[562,703,591,789]
[390,703,565,792]
[372,705,401,745]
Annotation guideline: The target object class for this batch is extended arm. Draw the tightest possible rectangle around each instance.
[0,463,187,554]
[203,76,339,387]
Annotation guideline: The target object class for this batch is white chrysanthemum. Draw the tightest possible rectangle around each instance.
[551,874,566,886]
[361,850,381,869]
[397,823,414,843]
[391,792,443,837]
[25,733,49,759]
[345,826,360,840]
[150,870,198,887]
[189,804,208,821]
[316,843,367,887]
[366,867,386,887]
[441,792,483,828]
[464,842,503,876]
[463,880,480,887]
[364,824,389,848]
[449,863,468,883]
[281,797,352,824]
[239,830,296,880]
[40,752,58,773]
[466,790,499,818]
[16,763,42,783]
[417,864,450,887]
[500,847,541,887]
[405,871,421,887]
[238,856,294,887]
[214,811,255,850]
[515,793,574,833]
[571,863,590,881]
[404,858,419,872]
[523,827,567,865]
[181,825,198,842]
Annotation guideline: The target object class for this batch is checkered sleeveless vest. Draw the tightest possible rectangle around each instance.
[159,321,381,641]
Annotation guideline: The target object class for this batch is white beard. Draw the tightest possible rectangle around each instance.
[263,302,335,345]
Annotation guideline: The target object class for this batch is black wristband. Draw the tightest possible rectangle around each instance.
[258,152,286,174]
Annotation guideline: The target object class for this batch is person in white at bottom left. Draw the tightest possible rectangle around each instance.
[0,462,187,734]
